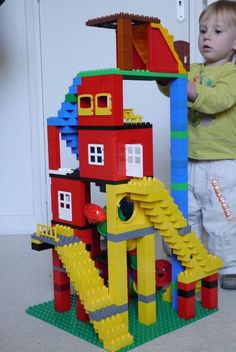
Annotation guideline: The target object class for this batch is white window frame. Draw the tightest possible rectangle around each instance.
[88,144,104,165]
[58,191,72,221]
[125,144,143,177]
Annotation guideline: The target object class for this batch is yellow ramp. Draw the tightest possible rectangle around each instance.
[128,178,223,283]
[56,242,133,352]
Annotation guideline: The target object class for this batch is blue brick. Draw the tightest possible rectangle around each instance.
[171,190,188,218]
[61,102,77,111]
[171,168,188,183]
[66,139,78,148]
[171,139,188,154]
[71,147,79,156]
[47,117,64,126]
[60,126,78,133]
[73,75,81,86]
[69,85,78,94]
[58,109,78,118]
[171,254,184,311]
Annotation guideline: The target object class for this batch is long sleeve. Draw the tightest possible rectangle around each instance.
[188,63,236,115]
[188,62,236,160]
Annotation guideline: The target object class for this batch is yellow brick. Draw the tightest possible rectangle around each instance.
[138,301,156,325]
[107,241,128,308]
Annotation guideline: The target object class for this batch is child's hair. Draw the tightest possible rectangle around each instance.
[199,0,236,26]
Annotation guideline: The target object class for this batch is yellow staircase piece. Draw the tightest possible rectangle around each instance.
[53,224,74,237]
[128,178,223,284]
[56,242,133,352]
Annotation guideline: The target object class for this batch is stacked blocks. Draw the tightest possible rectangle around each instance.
[29,12,223,352]
[56,242,133,351]
[47,76,80,162]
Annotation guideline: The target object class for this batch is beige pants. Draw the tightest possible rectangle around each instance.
[188,159,236,274]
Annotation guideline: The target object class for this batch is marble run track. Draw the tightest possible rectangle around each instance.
[31,177,223,351]
[28,12,223,352]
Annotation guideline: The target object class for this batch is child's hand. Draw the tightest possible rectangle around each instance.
[188,80,197,102]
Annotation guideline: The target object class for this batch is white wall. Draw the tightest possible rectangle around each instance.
[0,0,47,234]
[189,0,205,63]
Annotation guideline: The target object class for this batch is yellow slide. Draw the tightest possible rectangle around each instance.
[128,177,223,284]
[56,242,133,352]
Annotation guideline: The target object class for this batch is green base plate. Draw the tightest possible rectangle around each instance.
[26,292,217,351]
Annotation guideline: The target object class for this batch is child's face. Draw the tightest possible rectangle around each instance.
[198,13,236,66]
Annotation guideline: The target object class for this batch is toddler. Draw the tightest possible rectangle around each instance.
[159,0,236,289]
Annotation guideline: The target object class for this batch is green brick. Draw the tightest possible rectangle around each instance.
[171,183,188,191]
[65,93,77,103]
[171,131,188,139]
[77,68,187,81]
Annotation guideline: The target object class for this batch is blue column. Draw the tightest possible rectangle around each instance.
[169,77,188,310]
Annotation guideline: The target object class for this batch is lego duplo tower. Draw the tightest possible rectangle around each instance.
[28,13,223,352]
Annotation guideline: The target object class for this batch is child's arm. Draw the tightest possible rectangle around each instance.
[157,77,198,103]
[188,66,236,114]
